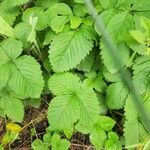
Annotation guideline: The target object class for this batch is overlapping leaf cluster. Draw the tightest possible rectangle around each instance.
[0,0,150,149]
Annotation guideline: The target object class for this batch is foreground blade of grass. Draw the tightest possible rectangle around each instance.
[85,0,150,132]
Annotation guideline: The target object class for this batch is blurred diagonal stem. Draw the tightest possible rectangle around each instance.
[85,0,150,132]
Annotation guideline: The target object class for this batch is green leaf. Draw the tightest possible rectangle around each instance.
[48,72,100,130]
[5,98,24,122]
[70,16,82,29]
[0,16,14,37]
[22,7,51,31]
[125,35,146,55]
[0,38,44,98]
[57,139,70,150]
[2,0,30,8]
[103,68,121,82]
[48,94,80,130]
[94,9,116,35]
[51,16,69,33]
[36,0,58,9]
[140,17,150,37]
[130,30,146,44]
[76,50,95,72]
[73,4,86,17]
[90,127,107,149]
[48,3,73,16]
[101,42,130,73]
[24,98,41,109]
[48,72,81,95]
[0,5,19,25]
[124,96,139,148]
[0,38,22,61]
[1,96,24,122]
[84,71,107,92]
[51,133,70,150]
[133,56,150,95]
[43,30,56,46]
[75,121,92,134]
[76,86,100,126]
[106,82,128,109]
[9,56,44,98]
[100,0,110,9]
[96,116,116,131]
[32,139,49,150]
[74,0,85,3]
[49,26,94,72]
[105,132,122,150]
[106,11,133,42]
[14,22,32,48]
[43,132,51,143]
[0,64,11,90]
[64,126,73,139]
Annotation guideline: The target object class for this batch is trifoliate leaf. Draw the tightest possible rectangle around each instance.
[51,16,69,33]
[0,16,14,37]
[49,26,94,72]
[48,72,100,130]
[0,38,44,98]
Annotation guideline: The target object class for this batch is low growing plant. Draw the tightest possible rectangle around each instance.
[0,0,150,149]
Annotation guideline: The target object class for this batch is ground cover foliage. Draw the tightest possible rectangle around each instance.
[0,0,150,149]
